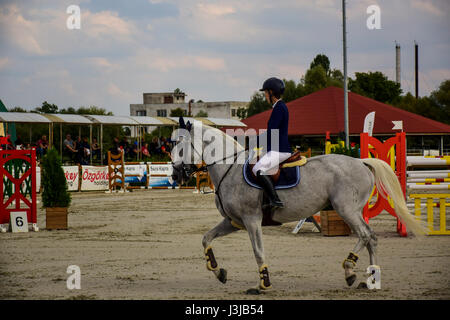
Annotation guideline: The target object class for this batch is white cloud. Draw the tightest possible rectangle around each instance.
[0,4,48,55]
[197,3,235,16]
[0,57,9,70]
[82,10,136,37]
[412,0,445,16]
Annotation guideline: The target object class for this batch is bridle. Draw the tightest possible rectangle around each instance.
[173,139,247,215]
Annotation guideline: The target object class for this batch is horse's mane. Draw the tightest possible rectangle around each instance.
[197,123,245,151]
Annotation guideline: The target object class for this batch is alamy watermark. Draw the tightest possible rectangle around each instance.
[67,265,81,290]
[366,5,381,30]
[66,5,81,30]
[170,122,281,166]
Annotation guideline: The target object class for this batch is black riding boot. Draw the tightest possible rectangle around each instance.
[256,171,284,209]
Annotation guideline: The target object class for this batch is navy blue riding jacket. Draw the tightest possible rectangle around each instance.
[266,100,291,153]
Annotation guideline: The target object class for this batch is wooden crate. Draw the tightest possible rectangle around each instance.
[320,210,351,236]
[46,207,68,230]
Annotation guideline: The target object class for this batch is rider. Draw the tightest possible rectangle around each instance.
[252,77,291,209]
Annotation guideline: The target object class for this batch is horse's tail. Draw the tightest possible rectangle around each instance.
[361,158,426,237]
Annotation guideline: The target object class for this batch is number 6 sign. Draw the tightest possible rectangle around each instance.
[10,212,29,233]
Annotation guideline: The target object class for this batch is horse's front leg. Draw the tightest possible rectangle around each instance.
[202,218,240,284]
[241,214,271,294]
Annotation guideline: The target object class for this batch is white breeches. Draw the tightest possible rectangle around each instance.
[252,151,292,176]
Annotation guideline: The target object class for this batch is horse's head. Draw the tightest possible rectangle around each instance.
[171,117,197,185]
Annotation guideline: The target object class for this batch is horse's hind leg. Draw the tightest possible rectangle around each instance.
[341,214,377,286]
[202,218,240,284]
[241,213,272,294]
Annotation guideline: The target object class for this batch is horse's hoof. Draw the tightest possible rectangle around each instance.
[346,274,357,286]
[217,268,227,284]
[246,288,261,295]
[356,282,368,289]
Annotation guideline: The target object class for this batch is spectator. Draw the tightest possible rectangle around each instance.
[109,137,121,156]
[91,138,101,160]
[36,135,48,158]
[149,136,159,154]
[63,134,77,161]
[82,137,90,164]
[161,138,172,159]
[74,136,83,164]
[129,141,139,159]
[15,136,24,150]
[141,143,150,159]
[119,137,130,157]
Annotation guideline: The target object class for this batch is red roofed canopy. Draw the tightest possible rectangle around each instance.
[241,86,450,136]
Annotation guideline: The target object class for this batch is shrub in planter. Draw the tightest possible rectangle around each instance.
[41,148,71,229]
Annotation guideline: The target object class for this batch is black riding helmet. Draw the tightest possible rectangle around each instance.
[259,77,285,98]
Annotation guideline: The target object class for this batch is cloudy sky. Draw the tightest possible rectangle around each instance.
[0,0,449,115]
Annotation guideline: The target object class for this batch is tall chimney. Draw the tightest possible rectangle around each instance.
[395,42,401,85]
[415,41,419,99]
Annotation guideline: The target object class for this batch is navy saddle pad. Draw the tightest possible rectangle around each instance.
[243,159,301,190]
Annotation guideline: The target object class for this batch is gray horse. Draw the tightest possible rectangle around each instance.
[171,121,424,294]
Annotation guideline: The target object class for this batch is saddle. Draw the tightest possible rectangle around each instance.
[243,151,307,227]
[249,151,306,184]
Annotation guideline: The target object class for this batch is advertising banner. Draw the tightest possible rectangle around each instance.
[63,166,80,191]
[148,164,173,176]
[80,166,109,191]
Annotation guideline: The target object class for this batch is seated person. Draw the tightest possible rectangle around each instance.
[129,142,139,159]
[36,135,48,158]
[142,143,150,159]
[149,137,159,154]
[91,138,101,160]
[81,137,90,164]
[63,134,77,161]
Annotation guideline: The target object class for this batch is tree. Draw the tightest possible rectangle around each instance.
[246,92,271,118]
[41,148,71,208]
[348,71,402,104]
[195,110,208,117]
[304,65,328,94]
[430,80,450,123]
[236,107,248,119]
[283,79,305,103]
[8,106,27,112]
[35,101,58,114]
[310,54,331,76]
[170,108,186,117]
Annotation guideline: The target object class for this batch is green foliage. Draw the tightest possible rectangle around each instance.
[349,71,402,104]
[393,79,450,125]
[246,92,271,118]
[8,106,27,112]
[236,107,248,120]
[304,65,328,94]
[310,54,331,76]
[170,108,186,117]
[195,110,208,117]
[330,143,360,158]
[41,148,71,208]
[35,101,58,114]
[283,79,305,103]
[61,106,113,115]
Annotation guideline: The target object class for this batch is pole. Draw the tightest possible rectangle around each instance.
[60,123,62,162]
[342,0,349,147]
[415,41,419,99]
[395,42,401,85]
[100,124,103,165]
[89,124,93,165]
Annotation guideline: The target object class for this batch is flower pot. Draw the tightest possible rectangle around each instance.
[320,210,351,236]
[46,207,68,230]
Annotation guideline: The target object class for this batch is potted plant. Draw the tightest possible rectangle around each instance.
[41,148,71,230]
